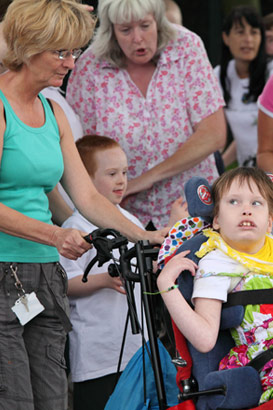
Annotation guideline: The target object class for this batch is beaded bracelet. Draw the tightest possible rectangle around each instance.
[143,284,179,295]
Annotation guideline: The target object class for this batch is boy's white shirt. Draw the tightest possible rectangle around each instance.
[60,206,146,382]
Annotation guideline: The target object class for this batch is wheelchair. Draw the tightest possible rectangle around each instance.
[158,176,273,410]
[83,175,273,410]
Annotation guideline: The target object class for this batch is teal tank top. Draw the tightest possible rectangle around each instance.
[0,90,64,262]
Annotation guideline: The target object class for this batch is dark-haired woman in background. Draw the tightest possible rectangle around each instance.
[214,5,273,168]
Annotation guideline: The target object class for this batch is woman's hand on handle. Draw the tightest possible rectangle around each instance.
[144,226,169,245]
[52,227,92,260]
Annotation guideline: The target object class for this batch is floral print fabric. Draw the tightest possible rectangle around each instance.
[196,246,273,405]
[67,25,224,228]
[220,275,273,404]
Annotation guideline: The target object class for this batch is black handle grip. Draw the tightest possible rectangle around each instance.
[84,233,93,244]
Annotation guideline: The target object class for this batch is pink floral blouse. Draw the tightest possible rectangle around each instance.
[67,26,224,228]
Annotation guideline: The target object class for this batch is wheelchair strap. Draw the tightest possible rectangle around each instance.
[225,288,273,372]
[224,288,273,307]
[246,347,273,372]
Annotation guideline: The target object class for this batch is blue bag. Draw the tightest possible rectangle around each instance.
[105,339,179,410]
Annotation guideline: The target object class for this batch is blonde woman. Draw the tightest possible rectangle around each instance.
[0,1,166,409]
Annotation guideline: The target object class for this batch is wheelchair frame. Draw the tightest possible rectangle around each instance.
[83,228,273,410]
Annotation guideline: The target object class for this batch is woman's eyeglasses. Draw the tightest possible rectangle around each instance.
[52,49,82,60]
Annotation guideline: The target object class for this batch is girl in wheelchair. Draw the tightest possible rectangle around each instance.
[157,167,273,405]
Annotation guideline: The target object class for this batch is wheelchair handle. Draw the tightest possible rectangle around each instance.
[181,386,226,401]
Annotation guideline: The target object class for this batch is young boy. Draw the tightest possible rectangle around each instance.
[157,167,273,404]
[60,135,186,410]
[59,135,145,410]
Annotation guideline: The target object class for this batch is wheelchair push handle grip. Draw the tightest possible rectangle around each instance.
[84,233,93,244]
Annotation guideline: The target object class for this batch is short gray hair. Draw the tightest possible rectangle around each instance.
[92,0,177,67]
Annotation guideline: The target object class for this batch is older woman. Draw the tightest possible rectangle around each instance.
[0,1,167,409]
[66,0,226,229]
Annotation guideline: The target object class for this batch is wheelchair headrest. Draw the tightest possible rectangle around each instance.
[157,177,214,269]
[185,176,213,220]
